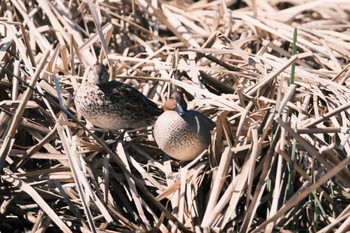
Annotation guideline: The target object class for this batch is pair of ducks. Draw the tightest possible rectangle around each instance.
[74,63,215,161]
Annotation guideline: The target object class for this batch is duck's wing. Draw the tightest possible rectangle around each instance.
[196,111,216,129]
[184,110,216,130]
[98,80,163,117]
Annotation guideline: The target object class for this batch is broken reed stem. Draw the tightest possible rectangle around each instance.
[252,155,350,233]
[0,50,50,170]
[7,50,50,138]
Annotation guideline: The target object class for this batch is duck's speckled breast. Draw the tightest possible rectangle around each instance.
[154,110,214,161]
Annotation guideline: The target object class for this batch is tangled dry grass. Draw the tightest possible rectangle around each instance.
[1,0,350,232]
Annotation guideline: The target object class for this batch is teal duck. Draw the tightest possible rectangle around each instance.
[153,91,215,161]
[74,62,163,131]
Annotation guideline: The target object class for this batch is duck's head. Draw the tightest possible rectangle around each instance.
[164,90,187,116]
[88,62,109,84]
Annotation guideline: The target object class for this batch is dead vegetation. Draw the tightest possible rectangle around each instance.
[1,0,350,232]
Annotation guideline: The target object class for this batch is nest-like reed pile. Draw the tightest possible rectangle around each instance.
[1,0,350,232]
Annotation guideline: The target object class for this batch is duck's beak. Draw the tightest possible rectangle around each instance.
[175,102,186,116]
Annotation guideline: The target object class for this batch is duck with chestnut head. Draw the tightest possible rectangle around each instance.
[153,90,215,161]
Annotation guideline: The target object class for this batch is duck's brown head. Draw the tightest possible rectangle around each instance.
[164,90,187,116]
[88,62,109,84]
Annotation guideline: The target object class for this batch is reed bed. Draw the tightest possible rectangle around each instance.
[1,0,350,232]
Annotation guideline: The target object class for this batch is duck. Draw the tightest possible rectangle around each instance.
[74,62,163,131]
[153,90,215,161]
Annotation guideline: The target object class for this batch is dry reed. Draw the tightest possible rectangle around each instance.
[1,0,350,232]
